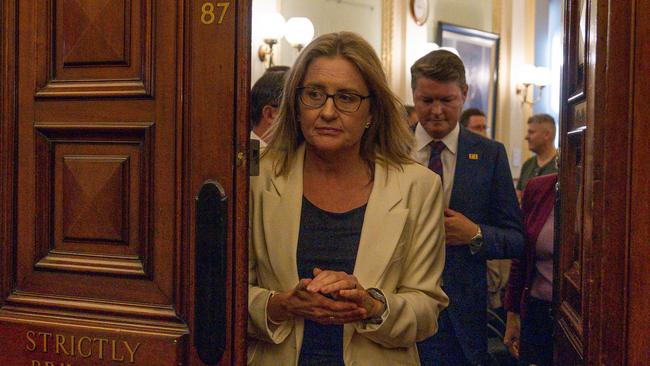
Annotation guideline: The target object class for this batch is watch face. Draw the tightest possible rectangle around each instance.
[411,0,429,25]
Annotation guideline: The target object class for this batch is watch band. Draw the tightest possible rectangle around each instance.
[365,288,387,325]
[469,225,483,254]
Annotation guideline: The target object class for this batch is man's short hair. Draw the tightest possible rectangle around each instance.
[527,113,556,136]
[250,66,290,127]
[410,50,467,90]
[459,108,486,128]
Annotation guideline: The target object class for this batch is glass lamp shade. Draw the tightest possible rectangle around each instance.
[518,64,552,86]
[285,17,315,48]
[260,12,286,42]
[518,64,539,85]
[533,66,552,86]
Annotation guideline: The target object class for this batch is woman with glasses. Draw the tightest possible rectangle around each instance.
[247,32,448,366]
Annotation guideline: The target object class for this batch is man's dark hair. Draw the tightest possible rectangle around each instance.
[251,66,290,128]
[410,50,467,90]
[404,105,415,116]
[459,108,486,128]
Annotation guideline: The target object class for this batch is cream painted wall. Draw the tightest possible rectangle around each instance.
[251,0,280,84]
[495,0,536,177]
[430,0,493,39]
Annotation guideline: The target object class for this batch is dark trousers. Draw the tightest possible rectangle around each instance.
[417,311,475,366]
[518,297,553,366]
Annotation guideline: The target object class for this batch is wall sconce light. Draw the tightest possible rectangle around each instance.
[285,17,315,52]
[516,64,551,105]
[257,12,286,68]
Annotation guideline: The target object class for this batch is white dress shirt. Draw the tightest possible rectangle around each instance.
[250,130,267,149]
[411,122,460,207]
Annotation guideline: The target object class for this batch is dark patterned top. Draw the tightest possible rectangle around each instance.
[297,197,366,366]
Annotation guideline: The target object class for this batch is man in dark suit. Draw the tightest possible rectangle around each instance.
[411,50,524,366]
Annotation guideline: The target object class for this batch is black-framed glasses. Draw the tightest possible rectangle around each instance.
[297,86,371,113]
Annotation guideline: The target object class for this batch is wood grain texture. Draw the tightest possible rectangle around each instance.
[558,0,637,365]
[556,1,588,363]
[628,0,650,364]
[0,0,17,306]
[233,1,252,364]
[588,0,633,364]
[35,0,153,97]
[3,0,248,364]
[62,0,128,65]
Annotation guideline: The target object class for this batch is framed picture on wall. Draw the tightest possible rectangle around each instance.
[437,22,500,138]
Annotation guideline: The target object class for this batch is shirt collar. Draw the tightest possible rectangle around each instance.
[414,122,459,155]
[250,130,268,148]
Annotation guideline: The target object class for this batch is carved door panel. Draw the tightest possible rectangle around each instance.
[556,0,591,364]
[0,1,249,365]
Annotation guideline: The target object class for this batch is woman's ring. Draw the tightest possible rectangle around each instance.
[329,316,335,320]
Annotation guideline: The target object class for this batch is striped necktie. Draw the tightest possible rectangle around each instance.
[428,141,446,183]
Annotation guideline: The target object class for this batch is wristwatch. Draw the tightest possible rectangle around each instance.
[469,225,484,254]
[365,288,387,325]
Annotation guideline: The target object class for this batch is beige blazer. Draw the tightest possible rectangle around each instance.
[248,144,449,366]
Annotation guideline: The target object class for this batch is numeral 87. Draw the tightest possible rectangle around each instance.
[201,1,230,25]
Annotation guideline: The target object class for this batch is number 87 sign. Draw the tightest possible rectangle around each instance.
[201,1,231,25]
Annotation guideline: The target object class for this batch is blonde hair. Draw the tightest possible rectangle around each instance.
[264,31,413,176]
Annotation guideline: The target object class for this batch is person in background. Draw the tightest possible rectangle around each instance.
[516,114,558,200]
[248,32,448,366]
[405,104,419,128]
[503,172,558,366]
[410,49,524,366]
[459,108,488,137]
[250,65,290,148]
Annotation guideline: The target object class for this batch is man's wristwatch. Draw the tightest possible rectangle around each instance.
[365,288,387,325]
[469,225,483,254]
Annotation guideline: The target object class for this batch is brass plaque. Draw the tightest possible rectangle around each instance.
[0,319,186,366]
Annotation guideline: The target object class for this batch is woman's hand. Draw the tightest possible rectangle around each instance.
[306,268,361,297]
[267,277,365,325]
[503,311,521,359]
[308,268,385,322]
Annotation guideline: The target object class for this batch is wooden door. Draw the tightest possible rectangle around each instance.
[556,1,590,363]
[556,0,647,364]
[0,1,250,365]
[629,1,650,363]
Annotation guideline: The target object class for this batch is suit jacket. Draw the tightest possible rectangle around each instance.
[504,173,557,320]
[437,127,524,363]
[248,144,449,366]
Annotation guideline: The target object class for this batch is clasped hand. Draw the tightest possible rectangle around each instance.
[268,268,383,325]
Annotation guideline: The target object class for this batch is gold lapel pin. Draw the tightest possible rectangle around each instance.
[468,153,479,160]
